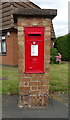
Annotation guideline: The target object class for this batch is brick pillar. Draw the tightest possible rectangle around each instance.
[17,17,51,107]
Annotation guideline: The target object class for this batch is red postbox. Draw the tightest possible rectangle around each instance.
[25,27,44,73]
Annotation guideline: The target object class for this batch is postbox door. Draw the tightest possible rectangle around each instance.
[25,27,44,73]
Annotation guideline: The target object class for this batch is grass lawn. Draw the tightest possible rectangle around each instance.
[50,63,68,92]
[0,63,68,95]
[0,66,2,94]
[1,66,19,95]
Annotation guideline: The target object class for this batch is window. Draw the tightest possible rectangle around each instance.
[0,36,6,55]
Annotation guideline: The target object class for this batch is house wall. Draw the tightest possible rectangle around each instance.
[17,17,51,107]
[0,32,18,66]
[50,39,53,48]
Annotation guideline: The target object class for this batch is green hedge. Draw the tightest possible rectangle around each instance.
[54,34,70,61]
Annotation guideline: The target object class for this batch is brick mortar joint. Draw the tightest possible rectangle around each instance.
[30,84,41,86]
[19,85,48,87]
[20,93,48,97]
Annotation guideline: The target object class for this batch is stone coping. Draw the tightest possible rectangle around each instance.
[13,8,57,21]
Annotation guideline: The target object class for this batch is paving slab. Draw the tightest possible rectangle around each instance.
[1,95,68,118]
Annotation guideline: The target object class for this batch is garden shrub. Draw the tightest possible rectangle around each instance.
[50,48,58,64]
[54,34,70,61]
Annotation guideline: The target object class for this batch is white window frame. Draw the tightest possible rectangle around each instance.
[0,36,6,55]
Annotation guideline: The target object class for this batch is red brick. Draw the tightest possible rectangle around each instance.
[26,19,31,26]
[22,78,30,82]
[38,86,48,90]
[31,86,38,90]
[19,78,24,82]
[30,91,41,94]
[19,73,25,78]
[18,70,24,73]
[31,77,38,81]
[18,21,23,26]
[20,87,30,91]
[30,82,41,86]
[41,81,48,85]
[25,82,29,87]
[25,74,32,77]
[38,77,42,81]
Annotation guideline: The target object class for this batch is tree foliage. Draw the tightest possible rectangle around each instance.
[54,34,70,61]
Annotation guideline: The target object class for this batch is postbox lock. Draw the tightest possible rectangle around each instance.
[33,42,36,44]
[29,67,32,70]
